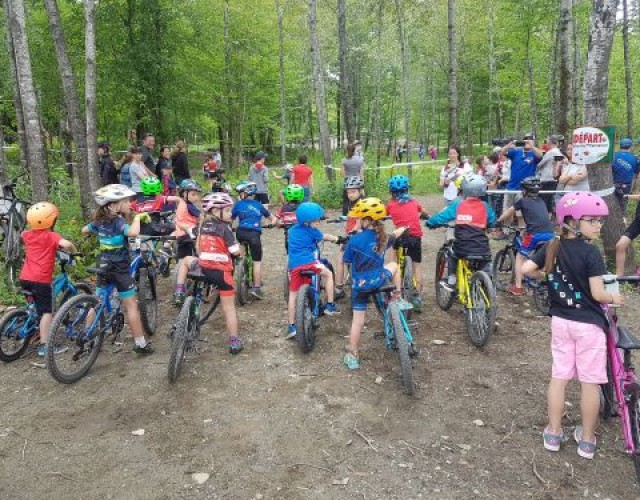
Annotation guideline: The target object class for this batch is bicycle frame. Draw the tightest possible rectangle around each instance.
[374,291,415,349]
[457,258,473,306]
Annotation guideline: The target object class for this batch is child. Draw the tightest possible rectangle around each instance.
[174,192,244,354]
[342,198,411,370]
[522,192,619,460]
[19,202,76,356]
[130,177,181,233]
[157,148,177,198]
[174,179,203,261]
[497,176,555,296]
[273,164,293,204]
[82,184,154,354]
[427,174,496,291]
[286,202,344,339]
[335,176,365,299]
[276,183,304,251]
[386,175,430,310]
[232,181,276,299]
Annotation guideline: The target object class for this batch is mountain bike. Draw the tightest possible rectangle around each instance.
[0,176,30,287]
[0,252,90,363]
[233,226,273,306]
[168,272,221,383]
[433,226,497,347]
[492,225,549,315]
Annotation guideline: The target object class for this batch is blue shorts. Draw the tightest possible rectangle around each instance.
[351,269,393,312]
[520,232,554,257]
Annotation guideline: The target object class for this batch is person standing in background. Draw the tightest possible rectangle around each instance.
[172,140,191,184]
[248,151,270,208]
[291,154,314,202]
[341,143,365,215]
[140,133,156,174]
[612,138,639,215]
[98,142,117,186]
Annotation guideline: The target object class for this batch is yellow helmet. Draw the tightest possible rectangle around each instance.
[348,197,387,220]
[26,202,59,230]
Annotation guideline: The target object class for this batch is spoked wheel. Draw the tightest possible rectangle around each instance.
[435,247,455,311]
[234,257,250,306]
[168,296,197,383]
[47,294,105,384]
[492,247,514,292]
[56,283,93,312]
[0,309,33,362]
[198,285,220,326]
[388,301,415,395]
[137,268,158,336]
[295,284,316,354]
[465,271,497,347]
[283,270,290,303]
[531,281,550,316]
[599,359,616,420]
[629,395,640,484]
[4,229,22,290]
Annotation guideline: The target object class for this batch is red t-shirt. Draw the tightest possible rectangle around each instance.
[386,199,424,237]
[19,229,63,284]
[292,164,313,186]
[131,196,166,213]
[198,219,239,272]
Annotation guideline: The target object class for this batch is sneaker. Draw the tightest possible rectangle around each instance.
[573,426,596,459]
[38,344,68,357]
[173,291,185,307]
[411,295,423,312]
[324,302,341,316]
[392,293,414,311]
[343,352,360,370]
[286,324,297,340]
[250,287,264,300]
[543,426,565,452]
[439,280,455,293]
[133,343,154,355]
[334,287,346,301]
[507,285,525,297]
[228,336,244,355]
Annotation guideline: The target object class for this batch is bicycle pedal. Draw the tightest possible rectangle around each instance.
[409,345,420,358]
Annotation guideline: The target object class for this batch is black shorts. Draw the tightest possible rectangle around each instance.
[394,235,422,263]
[255,192,270,205]
[95,257,136,298]
[236,228,263,261]
[624,215,640,240]
[20,281,53,316]
[177,238,196,259]
[188,261,235,296]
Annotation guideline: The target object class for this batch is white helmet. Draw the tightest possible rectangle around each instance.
[94,184,136,206]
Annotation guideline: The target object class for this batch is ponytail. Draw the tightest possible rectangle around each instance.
[91,204,118,223]
[542,228,569,273]
[372,219,388,253]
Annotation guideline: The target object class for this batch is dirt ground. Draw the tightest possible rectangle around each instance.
[1,195,640,499]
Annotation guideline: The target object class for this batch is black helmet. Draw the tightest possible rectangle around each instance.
[521,176,542,194]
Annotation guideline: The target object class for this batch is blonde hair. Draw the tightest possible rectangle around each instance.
[175,140,186,151]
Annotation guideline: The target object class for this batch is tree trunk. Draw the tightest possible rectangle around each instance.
[572,0,582,128]
[549,21,559,131]
[308,0,333,181]
[337,0,355,143]
[372,0,384,171]
[447,0,458,145]
[557,0,572,137]
[465,82,473,158]
[487,3,496,140]
[514,67,526,135]
[526,29,538,139]
[394,0,411,175]
[85,0,99,194]
[6,0,47,199]
[622,0,634,138]
[0,115,7,185]
[276,0,287,164]
[43,0,92,216]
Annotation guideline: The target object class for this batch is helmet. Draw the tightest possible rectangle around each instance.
[520,176,542,194]
[388,175,409,193]
[555,192,609,225]
[235,181,258,196]
[461,174,487,198]
[94,184,136,206]
[202,192,234,212]
[284,184,305,202]
[178,179,202,193]
[344,176,364,189]
[26,202,59,230]
[140,176,162,196]
[285,164,294,172]
[348,197,386,221]
[454,175,465,190]
[620,138,633,149]
[296,202,324,224]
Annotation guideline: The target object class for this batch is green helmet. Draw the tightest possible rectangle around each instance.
[140,176,162,196]
[284,184,305,202]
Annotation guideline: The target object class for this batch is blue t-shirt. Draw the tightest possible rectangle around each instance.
[507,149,540,190]
[287,224,323,270]
[612,151,639,184]
[343,229,394,289]
[232,199,270,232]
[87,217,130,260]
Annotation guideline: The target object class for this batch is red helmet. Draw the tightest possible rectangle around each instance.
[202,192,234,212]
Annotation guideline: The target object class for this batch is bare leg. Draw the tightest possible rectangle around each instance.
[176,256,196,287]
[515,253,525,288]
[121,295,147,340]
[580,383,600,442]
[413,261,423,292]
[253,261,262,287]
[220,295,238,337]
[335,259,345,287]
[615,235,631,276]
[347,311,366,354]
[385,262,400,290]
[321,267,334,302]
[288,291,297,324]
[39,313,53,344]
[547,377,569,434]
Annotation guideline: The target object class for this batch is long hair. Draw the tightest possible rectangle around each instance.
[346,143,356,159]
[542,229,568,273]
[371,219,388,253]
[91,204,119,223]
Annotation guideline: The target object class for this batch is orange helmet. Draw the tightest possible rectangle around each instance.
[26,202,59,230]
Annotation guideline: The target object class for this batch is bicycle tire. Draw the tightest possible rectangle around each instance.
[531,282,550,316]
[168,296,193,383]
[599,358,616,420]
[198,285,220,326]
[0,309,33,362]
[492,247,514,292]
[629,395,640,484]
[234,257,250,306]
[434,247,455,311]
[57,283,93,311]
[47,294,105,384]
[465,271,497,347]
[388,301,415,395]
[137,268,158,336]
[401,255,415,300]
[295,284,315,354]
[283,269,289,303]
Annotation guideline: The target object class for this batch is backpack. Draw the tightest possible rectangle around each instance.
[119,163,132,187]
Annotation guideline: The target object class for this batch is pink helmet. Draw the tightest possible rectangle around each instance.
[202,192,234,212]
[555,192,609,225]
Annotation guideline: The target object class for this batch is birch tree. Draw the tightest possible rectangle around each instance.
[337,0,355,143]
[276,0,286,163]
[557,0,572,137]
[447,0,458,146]
[394,0,411,173]
[85,0,100,194]
[622,0,633,138]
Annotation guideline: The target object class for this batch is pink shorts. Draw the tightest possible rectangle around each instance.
[550,316,607,384]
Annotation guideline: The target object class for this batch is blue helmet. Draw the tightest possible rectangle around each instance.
[296,202,325,224]
[235,181,257,196]
[388,175,409,193]
[620,138,633,149]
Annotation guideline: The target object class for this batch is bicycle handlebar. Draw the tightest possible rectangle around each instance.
[604,275,640,284]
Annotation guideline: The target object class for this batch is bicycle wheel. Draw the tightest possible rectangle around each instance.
[168,296,196,383]
[295,284,316,354]
[57,283,93,311]
[599,358,616,420]
[234,257,250,305]
[137,268,157,336]
[283,269,289,303]
[434,247,455,311]
[531,282,550,316]
[629,395,640,483]
[401,255,415,300]
[388,301,415,395]
[47,294,105,384]
[0,309,33,362]
[465,271,497,347]
[198,284,220,326]
[491,248,514,292]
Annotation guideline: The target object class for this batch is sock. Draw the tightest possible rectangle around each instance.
[135,337,147,348]
[175,284,186,294]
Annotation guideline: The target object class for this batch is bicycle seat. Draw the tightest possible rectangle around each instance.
[358,284,396,297]
[86,266,109,275]
[465,255,492,261]
[21,289,35,297]
[616,326,640,350]
[187,272,210,282]
[300,270,318,277]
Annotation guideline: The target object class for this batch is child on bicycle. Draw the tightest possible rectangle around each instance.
[82,184,154,354]
[173,179,203,261]
[286,202,345,339]
[496,176,555,296]
[386,175,430,310]
[174,192,244,354]
[130,176,181,234]
[275,184,304,251]
[232,181,276,300]
[19,202,77,357]
[522,192,621,460]
[427,174,496,290]
[342,198,411,370]
[335,176,365,300]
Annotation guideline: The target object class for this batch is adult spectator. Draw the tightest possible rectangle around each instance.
[291,154,314,201]
[140,133,156,174]
[612,138,639,214]
[340,143,365,215]
[155,145,172,178]
[556,143,589,193]
[172,140,190,184]
[353,140,364,160]
[129,147,155,201]
[248,151,270,207]
[118,148,134,187]
[535,134,563,212]
[439,145,471,206]
[98,142,117,186]
[501,135,542,216]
